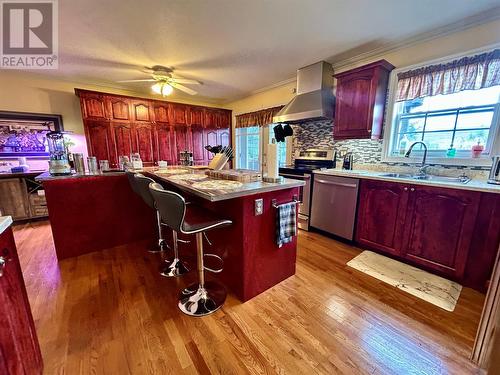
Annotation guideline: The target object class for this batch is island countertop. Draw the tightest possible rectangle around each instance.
[37,168,305,202]
[144,167,305,201]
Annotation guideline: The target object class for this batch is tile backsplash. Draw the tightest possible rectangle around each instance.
[291,119,491,177]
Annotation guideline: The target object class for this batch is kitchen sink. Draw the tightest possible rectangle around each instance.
[380,173,414,178]
[380,173,470,184]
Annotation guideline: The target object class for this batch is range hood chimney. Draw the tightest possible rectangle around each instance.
[273,61,334,124]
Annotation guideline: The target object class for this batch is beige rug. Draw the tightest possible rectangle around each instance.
[347,251,462,312]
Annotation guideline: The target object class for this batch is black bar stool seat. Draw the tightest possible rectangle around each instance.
[126,172,190,277]
[149,182,232,317]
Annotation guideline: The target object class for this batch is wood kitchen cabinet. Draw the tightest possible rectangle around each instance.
[356,180,408,256]
[105,96,130,121]
[79,92,107,120]
[110,122,134,161]
[133,122,155,165]
[154,123,175,165]
[76,89,232,167]
[402,185,480,278]
[356,179,483,280]
[0,225,43,375]
[0,179,30,220]
[83,120,115,165]
[334,60,394,140]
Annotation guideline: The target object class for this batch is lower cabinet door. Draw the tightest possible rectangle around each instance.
[0,228,43,375]
[401,185,481,278]
[355,179,409,256]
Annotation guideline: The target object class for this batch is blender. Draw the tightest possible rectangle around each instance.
[46,131,71,176]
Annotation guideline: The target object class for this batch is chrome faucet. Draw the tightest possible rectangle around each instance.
[405,141,429,175]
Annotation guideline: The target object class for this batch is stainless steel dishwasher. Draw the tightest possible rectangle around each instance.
[310,174,359,240]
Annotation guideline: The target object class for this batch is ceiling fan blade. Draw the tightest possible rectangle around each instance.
[170,78,201,85]
[117,79,156,83]
[171,83,198,95]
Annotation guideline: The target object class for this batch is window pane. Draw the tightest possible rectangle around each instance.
[425,113,456,131]
[453,129,490,150]
[422,131,454,150]
[398,116,425,132]
[456,110,494,130]
[458,86,500,107]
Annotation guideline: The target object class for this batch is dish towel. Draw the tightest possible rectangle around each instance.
[276,202,297,247]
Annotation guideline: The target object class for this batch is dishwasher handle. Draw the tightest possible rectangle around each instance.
[315,179,358,188]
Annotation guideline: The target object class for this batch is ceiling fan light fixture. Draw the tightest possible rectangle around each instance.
[152,82,173,96]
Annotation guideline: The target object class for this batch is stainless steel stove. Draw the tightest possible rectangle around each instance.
[279,149,335,230]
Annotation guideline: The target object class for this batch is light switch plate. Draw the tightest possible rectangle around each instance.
[254,198,264,216]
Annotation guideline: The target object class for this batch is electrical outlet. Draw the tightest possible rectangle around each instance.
[254,198,264,216]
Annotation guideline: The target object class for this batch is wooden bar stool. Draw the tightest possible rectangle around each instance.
[149,182,232,316]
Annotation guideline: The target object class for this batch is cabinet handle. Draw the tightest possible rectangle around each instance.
[404,187,408,191]
[0,256,6,278]
[410,188,415,191]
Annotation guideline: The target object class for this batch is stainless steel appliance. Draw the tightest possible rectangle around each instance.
[73,153,85,173]
[279,149,335,230]
[310,173,359,240]
[273,61,335,123]
[488,155,500,185]
[179,151,193,166]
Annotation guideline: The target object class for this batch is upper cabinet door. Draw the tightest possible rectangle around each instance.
[190,125,206,165]
[171,104,188,126]
[401,186,481,278]
[204,109,217,129]
[334,60,394,140]
[189,107,204,127]
[355,179,409,256]
[130,100,153,123]
[105,97,131,121]
[204,128,219,160]
[153,103,170,124]
[80,93,107,120]
[217,110,232,129]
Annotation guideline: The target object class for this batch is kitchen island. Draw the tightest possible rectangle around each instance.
[37,168,304,301]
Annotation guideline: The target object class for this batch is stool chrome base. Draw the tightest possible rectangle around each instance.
[178,282,226,317]
[160,258,190,277]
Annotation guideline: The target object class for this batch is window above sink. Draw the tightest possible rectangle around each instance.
[382,47,500,167]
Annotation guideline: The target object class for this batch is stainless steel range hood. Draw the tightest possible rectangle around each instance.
[273,61,334,124]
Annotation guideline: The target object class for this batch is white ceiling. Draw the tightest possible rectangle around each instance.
[31,0,500,103]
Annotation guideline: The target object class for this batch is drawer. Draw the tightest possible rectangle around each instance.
[29,194,46,206]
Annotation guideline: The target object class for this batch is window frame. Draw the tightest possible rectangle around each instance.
[382,44,500,167]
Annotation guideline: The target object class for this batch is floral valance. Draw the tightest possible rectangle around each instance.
[235,106,284,128]
[396,49,500,102]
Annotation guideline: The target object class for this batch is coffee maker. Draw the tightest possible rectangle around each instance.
[47,131,71,176]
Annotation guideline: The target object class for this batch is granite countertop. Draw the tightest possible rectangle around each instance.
[144,167,305,202]
[36,171,126,181]
[0,216,13,235]
[314,168,500,194]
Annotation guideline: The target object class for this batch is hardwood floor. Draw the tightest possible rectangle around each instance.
[14,220,484,374]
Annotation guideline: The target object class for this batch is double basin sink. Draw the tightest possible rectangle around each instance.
[381,173,470,184]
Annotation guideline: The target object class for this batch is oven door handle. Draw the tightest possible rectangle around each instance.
[279,173,311,180]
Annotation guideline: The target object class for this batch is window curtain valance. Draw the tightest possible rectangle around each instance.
[235,106,284,128]
[396,49,500,102]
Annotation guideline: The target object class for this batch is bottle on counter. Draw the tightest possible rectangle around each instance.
[472,141,484,158]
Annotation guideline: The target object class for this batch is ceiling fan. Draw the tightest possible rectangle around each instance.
[117,65,201,96]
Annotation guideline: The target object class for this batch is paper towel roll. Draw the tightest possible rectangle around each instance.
[267,142,279,179]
